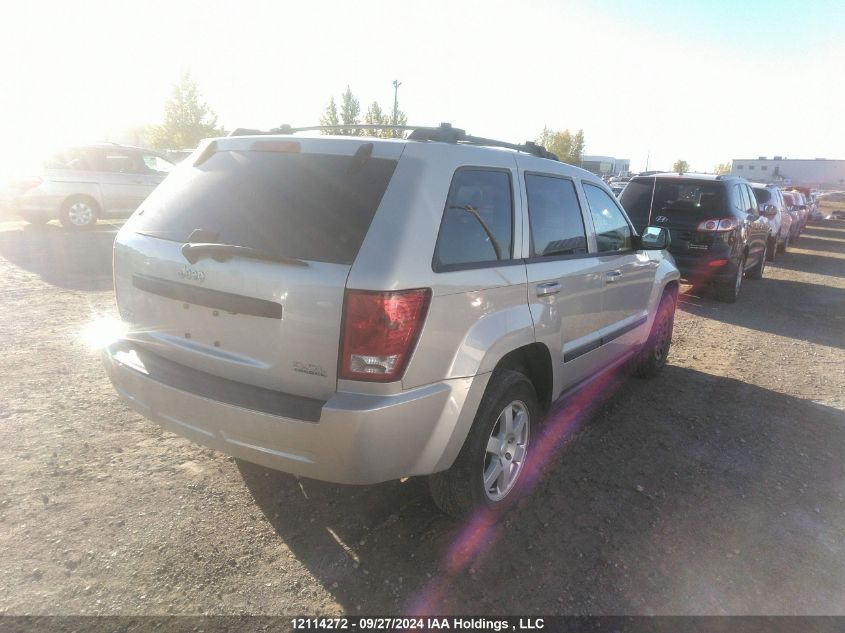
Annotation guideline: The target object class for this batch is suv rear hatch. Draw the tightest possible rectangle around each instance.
[113,136,403,402]
[620,177,728,254]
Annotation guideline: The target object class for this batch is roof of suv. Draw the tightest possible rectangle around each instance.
[207,132,604,184]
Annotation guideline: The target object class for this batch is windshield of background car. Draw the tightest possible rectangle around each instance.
[128,150,398,265]
[620,178,726,227]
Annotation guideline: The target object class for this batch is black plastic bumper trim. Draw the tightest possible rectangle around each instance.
[108,342,324,422]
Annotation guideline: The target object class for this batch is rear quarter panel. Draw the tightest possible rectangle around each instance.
[347,143,537,391]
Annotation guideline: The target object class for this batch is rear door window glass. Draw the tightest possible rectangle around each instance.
[583,183,632,252]
[525,174,587,257]
[130,150,398,265]
[44,147,96,171]
[434,168,513,269]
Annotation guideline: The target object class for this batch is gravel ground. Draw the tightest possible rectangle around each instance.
[0,219,843,616]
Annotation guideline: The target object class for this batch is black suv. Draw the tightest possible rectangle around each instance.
[620,174,770,302]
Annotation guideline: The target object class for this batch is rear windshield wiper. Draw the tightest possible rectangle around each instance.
[181,242,309,267]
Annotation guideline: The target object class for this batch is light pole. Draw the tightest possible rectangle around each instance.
[392,79,402,126]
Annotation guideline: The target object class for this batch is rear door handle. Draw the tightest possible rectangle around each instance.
[536,281,561,297]
[605,270,622,282]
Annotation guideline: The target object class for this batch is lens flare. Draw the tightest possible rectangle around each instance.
[79,316,128,350]
[407,365,626,616]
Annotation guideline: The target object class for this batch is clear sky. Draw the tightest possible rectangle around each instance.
[1,0,843,176]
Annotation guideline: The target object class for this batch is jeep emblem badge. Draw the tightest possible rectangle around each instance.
[178,265,206,283]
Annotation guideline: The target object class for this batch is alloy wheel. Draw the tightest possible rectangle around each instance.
[483,400,530,502]
[67,201,95,227]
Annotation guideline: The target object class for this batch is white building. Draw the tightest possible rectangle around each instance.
[580,155,630,177]
[731,157,845,190]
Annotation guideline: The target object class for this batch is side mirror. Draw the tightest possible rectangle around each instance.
[760,204,778,217]
[636,226,670,250]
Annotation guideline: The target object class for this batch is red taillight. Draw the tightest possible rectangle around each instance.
[10,176,42,191]
[708,259,728,267]
[339,288,431,382]
[696,218,738,232]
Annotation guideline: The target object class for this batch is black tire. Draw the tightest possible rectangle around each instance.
[428,369,540,520]
[778,233,789,254]
[60,196,99,230]
[715,255,744,303]
[746,243,766,280]
[766,235,776,262]
[631,291,676,379]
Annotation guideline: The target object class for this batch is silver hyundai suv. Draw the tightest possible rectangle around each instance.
[102,124,680,517]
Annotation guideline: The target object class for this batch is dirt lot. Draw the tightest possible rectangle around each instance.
[0,219,843,616]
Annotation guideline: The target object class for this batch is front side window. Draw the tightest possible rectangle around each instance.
[745,185,759,214]
[525,174,587,257]
[142,154,175,174]
[434,169,513,269]
[752,188,771,205]
[582,183,632,252]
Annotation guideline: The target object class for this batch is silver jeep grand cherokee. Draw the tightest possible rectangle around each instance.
[103,124,679,517]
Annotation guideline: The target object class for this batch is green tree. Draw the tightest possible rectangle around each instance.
[320,96,339,133]
[714,161,732,175]
[339,86,361,136]
[321,84,410,137]
[364,101,389,137]
[673,159,690,174]
[388,106,408,138]
[150,72,221,149]
[537,126,585,165]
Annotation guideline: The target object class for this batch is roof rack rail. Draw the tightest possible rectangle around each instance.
[228,122,559,161]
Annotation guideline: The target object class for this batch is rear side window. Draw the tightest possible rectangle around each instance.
[44,147,96,171]
[433,168,513,270]
[582,183,632,252]
[525,174,587,257]
[130,150,398,265]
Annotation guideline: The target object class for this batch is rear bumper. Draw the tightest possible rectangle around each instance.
[669,251,740,283]
[102,343,488,485]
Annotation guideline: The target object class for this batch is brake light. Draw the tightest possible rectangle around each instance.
[696,218,738,232]
[10,176,42,191]
[339,289,431,382]
[250,140,300,153]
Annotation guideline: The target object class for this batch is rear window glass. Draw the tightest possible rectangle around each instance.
[433,168,513,270]
[752,188,771,204]
[130,150,397,265]
[620,178,726,229]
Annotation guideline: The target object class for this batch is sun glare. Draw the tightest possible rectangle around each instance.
[79,316,128,351]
